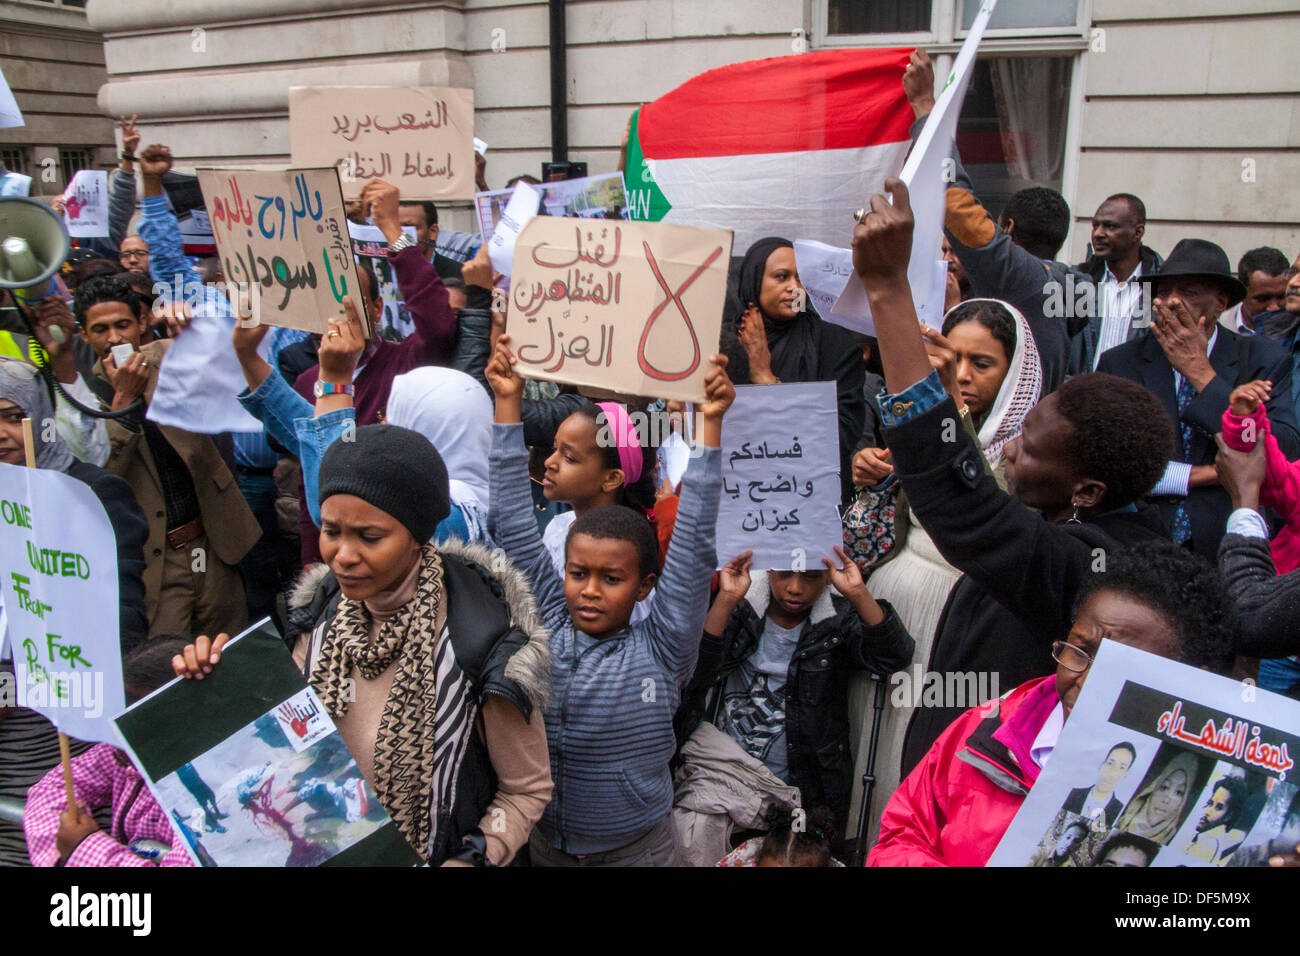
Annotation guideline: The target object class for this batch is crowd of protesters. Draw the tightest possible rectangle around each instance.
[2,50,1300,869]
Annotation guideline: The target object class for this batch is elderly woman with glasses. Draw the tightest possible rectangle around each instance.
[867,541,1236,867]
[0,356,150,865]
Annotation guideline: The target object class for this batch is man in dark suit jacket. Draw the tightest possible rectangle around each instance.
[1061,741,1138,829]
[1097,239,1300,560]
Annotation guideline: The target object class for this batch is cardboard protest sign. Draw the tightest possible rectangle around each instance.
[990,641,1300,868]
[290,86,476,201]
[61,170,108,238]
[0,461,124,744]
[116,619,419,867]
[196,167,368,336]
[508,217,731,402]
[716,382,843,571]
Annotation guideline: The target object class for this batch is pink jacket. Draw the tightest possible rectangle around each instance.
[25,744,192,867]
[868,676,1056,867]
[1222,404,1300,574]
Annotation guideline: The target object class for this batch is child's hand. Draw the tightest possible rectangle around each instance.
[486,334,524,401]
[172,633,231,680]
[823,545,867,599]
[824,545,886,627]
[1229,380,1271,417]
[56,805,100,859]
[717,551,753,604]
[697,354,735,421]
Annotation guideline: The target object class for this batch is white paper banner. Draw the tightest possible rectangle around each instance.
[0,462,124,743]
[716,382,843,571]
[62,170,109,238]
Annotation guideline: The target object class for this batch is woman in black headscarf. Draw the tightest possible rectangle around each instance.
[726,237,865,504]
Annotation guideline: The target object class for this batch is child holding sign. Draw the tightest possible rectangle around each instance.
[486,335,731,866]
[24,638,194,867]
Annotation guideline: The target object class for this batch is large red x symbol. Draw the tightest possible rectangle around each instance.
[638,241,724,381]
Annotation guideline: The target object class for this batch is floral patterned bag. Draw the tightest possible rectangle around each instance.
[842,475,903,573]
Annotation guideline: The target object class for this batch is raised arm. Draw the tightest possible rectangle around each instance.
[643,357,731,683]
[486,335,568,629]
[363,179,456,363]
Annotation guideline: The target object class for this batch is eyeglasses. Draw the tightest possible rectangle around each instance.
[119,250,148,260]
[1052,640,1094,674]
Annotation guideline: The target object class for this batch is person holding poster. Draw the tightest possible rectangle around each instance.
[0,357,148,865]
[486,336,732,866]
[23,638,194,867]
[727,238,864,505]
[678,545,913,839]
[869,542,1235,867]
[175,423,553,866]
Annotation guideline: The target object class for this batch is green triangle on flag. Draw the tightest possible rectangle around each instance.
[623,109,671,222]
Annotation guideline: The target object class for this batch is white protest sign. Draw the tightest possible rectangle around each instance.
[488,181,541,277]
[474,137,488,156]
[61,170,109,238]
[509,216,732,402]
[989,641,1300,868]
[0,67,22,129]
[834,0,998,326]
[795,239,869,334]
[716,382,842,571]
[197,167,367,336]
[290,86,476,201]
[0,462,124,743]
[0,171,31,197]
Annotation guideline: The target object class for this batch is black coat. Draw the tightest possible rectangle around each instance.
[1219,532,1300,661]
[1068,244,1165,375]
[65,459,149,656]
[882,396,1170,776]
[1097,328,1300,561]
[677,586,913,830]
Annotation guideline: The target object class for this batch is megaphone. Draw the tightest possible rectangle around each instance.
[0,196,70,304]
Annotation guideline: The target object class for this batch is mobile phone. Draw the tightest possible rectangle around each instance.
[111,343,135,367]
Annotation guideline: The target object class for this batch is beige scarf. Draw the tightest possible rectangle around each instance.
[311,545,471,858]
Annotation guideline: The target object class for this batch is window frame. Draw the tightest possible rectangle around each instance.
[813,0,1094,51]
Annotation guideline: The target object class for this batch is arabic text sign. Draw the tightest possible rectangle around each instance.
[290,86,476,201]
[716,382,843,571]
[0,462,124,743]
[508,217,732,402]
[990,641,1300,868]
[197,167,366,336]
[62,170,108,238]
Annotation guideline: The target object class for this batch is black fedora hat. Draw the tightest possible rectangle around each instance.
[1139,238,1246,306]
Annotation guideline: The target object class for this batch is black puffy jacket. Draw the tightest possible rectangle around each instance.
[288,539,551,865]
[676,576,913,832]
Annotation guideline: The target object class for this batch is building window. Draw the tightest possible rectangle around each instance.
[828,1,931,36]
[0,148,28,176]
[957,56,1072,217]
[59,148,94,186]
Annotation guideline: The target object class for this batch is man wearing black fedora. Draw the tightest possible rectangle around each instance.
[1097,238,1300,560]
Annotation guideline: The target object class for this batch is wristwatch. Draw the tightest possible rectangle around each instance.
[387,234,417,254]
[313,380,354,398]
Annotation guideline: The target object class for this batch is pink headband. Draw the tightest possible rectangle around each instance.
[597,401,643,487]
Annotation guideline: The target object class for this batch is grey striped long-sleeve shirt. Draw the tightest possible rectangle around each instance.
[489,421,720,854]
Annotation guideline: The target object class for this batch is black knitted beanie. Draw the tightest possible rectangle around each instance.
[318,424,450,543]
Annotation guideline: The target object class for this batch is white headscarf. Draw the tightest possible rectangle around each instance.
[386,367,492,543]
[942,297,1042,468]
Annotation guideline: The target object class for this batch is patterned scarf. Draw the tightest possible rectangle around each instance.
[310,545,476,859]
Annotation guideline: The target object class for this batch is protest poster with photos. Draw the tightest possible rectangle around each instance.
[115,620,418,867]
[989,641,1300,868]
[348,220,419,341]
[290,86,476,201]
[0,461,123,744]
[508,216,731,402]
[61,170,108,238]
[196,167,369,336]
[715,382,843,571]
